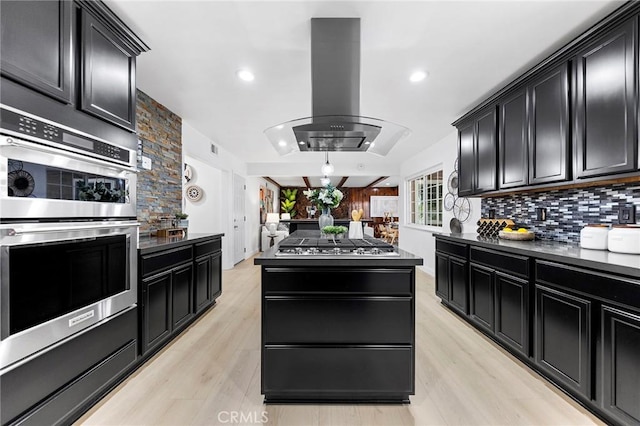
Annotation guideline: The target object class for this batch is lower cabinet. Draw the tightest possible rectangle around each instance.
[435,240,468,314]
[139,236,222,357]
[534,284,592,399]
[601,305,640,425]
[434,236,640,425]
[261,266,415,402]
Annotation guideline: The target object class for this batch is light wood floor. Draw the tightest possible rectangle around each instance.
[77,257,604,426]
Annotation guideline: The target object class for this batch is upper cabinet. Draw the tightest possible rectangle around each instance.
[458,107,497,196]
[0,0,73,103]
[528,63,570,185]
[455,4,640,196]
[0,0,148,133]
[573,18,637,179]
[80,10,137,130]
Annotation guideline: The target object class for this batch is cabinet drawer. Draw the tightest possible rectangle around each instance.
[263,346,413,396]
[435,239,467,258]
[470,246,529,278]
[195,238,221,257]
[536,260,640,310]
[140,246,193,277]
[263,268,413,296]
[264,298,413,344]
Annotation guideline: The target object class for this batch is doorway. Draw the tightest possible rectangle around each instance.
[233,173,246,264]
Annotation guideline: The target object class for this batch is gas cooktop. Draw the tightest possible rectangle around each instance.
[275,237,399,256]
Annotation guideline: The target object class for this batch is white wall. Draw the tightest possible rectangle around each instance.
[182,121,251,269]
[399,130,481,276]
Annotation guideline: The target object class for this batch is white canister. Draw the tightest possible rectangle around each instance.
[608,226,640,254]
[580,225,610,250]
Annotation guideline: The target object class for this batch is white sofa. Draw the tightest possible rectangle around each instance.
[261,226,289,251]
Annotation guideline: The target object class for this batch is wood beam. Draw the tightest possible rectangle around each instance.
[303,177,311,188]
[337,176,348,188]
[263,176,281,187]
[365,176,389,189]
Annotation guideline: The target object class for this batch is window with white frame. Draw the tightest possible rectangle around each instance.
[407,169,443,227]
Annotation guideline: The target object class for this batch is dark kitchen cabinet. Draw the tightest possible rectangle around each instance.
[435,240,468,314]
[0,0,73,104]
[458,122,475,196]
[495,272,529,356]
[601,305,640,425]
[469,263,494,333]
[535,284,592,399]
[528,64,570,184]
[80,9,137,130]
[457,107,497,195]
[139,235,223,357]
[141,271,172,354]
[260,266,415,402]
[574,18,637,178]
[499,88,528,189]
[171,264,194,330]
[194,241,222,313]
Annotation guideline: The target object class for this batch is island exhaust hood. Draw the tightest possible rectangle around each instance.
[264,18,410,156]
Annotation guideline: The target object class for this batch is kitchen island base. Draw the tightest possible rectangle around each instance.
[256,236,422,404]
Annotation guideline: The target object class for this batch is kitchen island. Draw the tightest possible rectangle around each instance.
[254,231,423,403]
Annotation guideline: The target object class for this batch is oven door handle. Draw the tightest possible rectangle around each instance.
[7,222,140,236]
[1,136,137,172]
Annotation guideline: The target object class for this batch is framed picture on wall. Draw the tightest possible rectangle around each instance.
[370,196,399,217]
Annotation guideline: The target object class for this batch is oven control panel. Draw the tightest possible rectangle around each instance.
[0,108,131,164]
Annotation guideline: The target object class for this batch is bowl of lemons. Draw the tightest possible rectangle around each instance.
[499,227,535,241]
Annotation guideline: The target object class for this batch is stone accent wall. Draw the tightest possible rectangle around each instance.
[136,90,182,232]
[481,182,640,242]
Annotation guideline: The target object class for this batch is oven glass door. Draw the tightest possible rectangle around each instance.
[8,234,127,336]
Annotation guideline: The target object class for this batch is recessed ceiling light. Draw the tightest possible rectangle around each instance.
[364,141,371,145]
[278,140,287,147]
[386,183,390,185]
[298,141,305,145]
[409,70,427,83]
[237,69,255,82]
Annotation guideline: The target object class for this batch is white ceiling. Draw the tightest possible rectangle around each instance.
[106,0,623,186]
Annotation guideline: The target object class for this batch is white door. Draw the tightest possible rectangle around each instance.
[233,173,246,264]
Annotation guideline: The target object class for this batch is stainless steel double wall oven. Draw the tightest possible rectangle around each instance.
[0,105,138,371]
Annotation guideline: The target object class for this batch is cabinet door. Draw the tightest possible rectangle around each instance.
[194,255,212,313]
[80,10,136,130]
[449,256,468,314]
[499,89,528,189]
[172,264,194,330]
[529,64,570,184]
[601,305,640,425]
[0,0,72,103]
[142,271,172,354]
[469,263,494,332]
[475,108,498,193]
[458,122,475,196]
[211,251,222,300]
[435,253,450,301]
[574,19,637,178]
[495,272,529,356]
[535,285,592,398]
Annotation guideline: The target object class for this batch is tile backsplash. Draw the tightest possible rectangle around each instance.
[481,182,640,242]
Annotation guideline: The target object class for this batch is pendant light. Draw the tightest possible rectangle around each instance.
[321,151,334,176]
[320,176,331,186]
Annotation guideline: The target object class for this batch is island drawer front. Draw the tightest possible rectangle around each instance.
[140,246,193,278]
[262,268,413,295]
[263,346,413,394]
[435,239,467,258]
[264,298,413,344]
[470,246,530,278]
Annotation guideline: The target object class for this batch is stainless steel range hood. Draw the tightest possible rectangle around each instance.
[265,18,410,156]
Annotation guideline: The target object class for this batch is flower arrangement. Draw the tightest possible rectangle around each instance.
[303,184,344,210]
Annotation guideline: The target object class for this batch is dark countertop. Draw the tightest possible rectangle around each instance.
[435,233,640,279]
[254,230,423,267]
[138,232,224,255]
